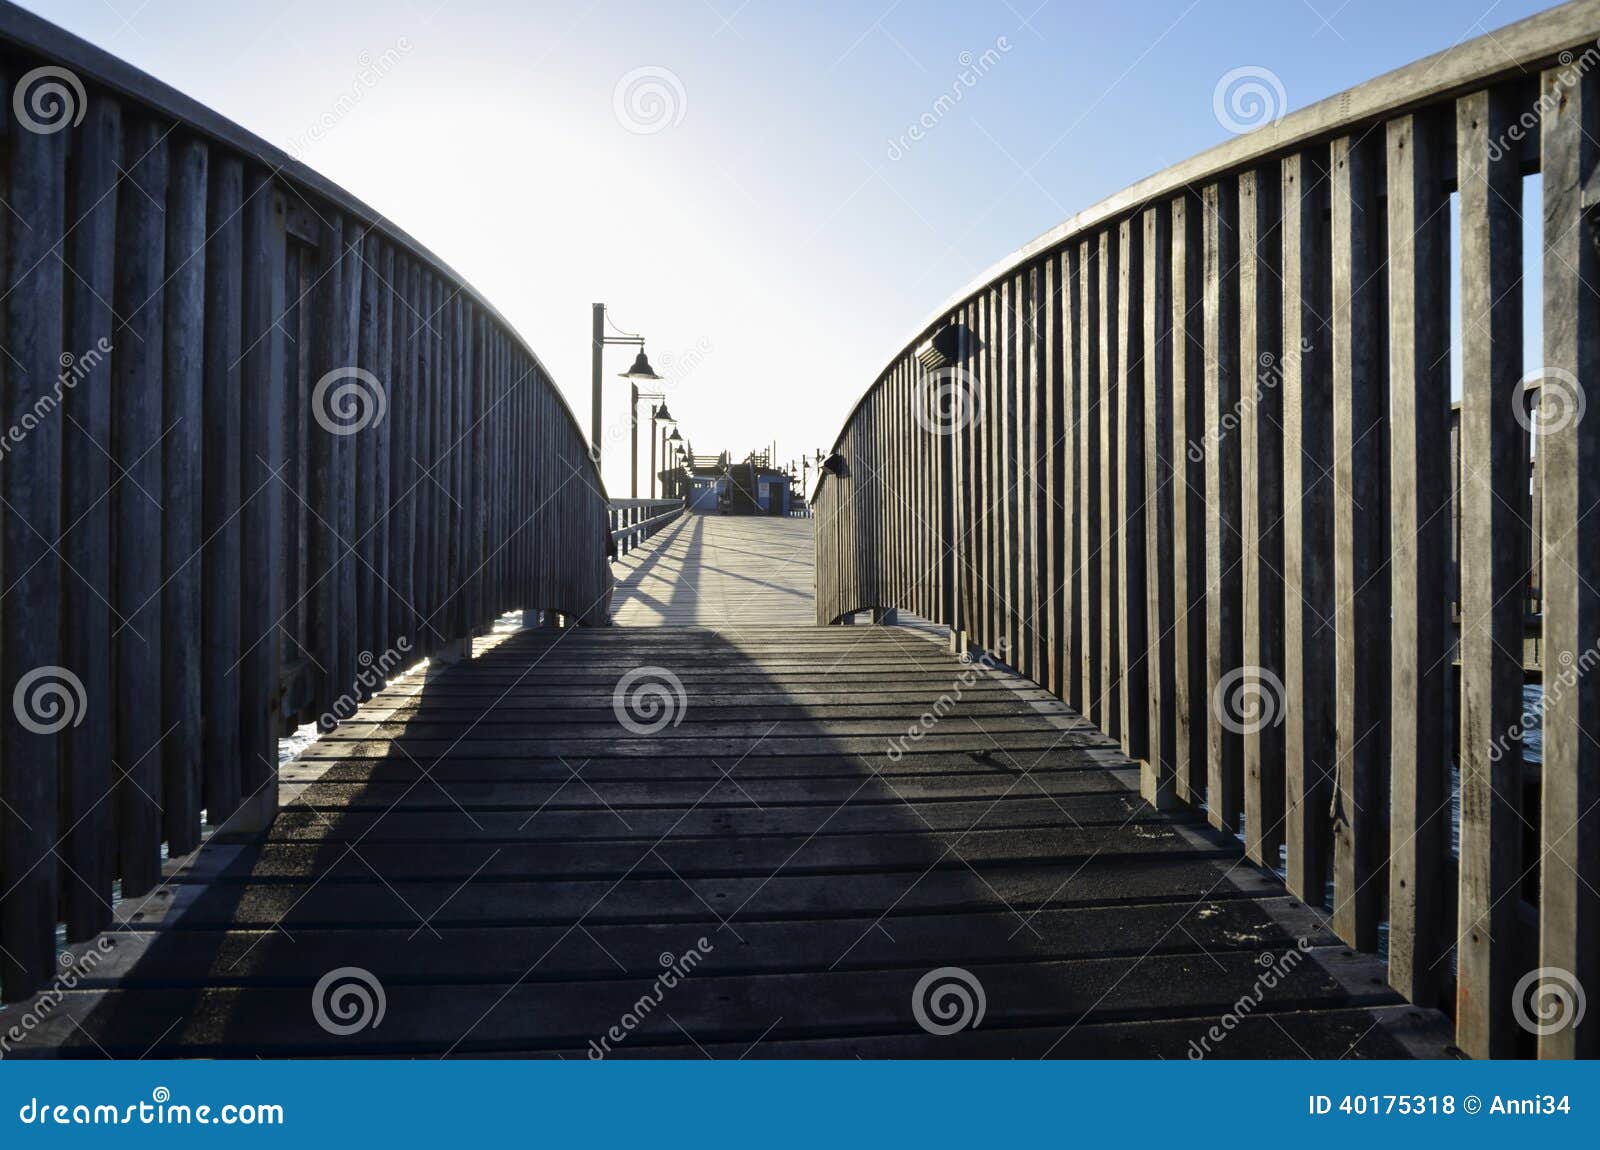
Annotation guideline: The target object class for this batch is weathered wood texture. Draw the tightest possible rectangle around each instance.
[812,8,1600,1058]
[10,625,1447,1058]
[612,513,815,627]
[0,18,607,1000]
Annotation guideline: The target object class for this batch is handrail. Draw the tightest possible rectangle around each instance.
[609,499,684,555]
[836,0,1600,439]
[0,2,608,1000]
[814,3,1600,1060]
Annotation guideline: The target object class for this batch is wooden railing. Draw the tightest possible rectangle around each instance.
[609,498,684,555]
[0,3,608,999]
[814,2,1600,1058]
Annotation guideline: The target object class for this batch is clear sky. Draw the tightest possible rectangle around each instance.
[23,0,1554,495]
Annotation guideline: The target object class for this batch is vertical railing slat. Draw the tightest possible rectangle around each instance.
[112,115,168,898]
[1281,149,1335,906]
[1118,218,1147,763]
[1454,87,1526,1058]
[1386,110,1452,1005]
[1170,194,1207,805]
[201,152,244,825]
[0,71,68,998]
[1536,61,1600,1060]
[60,95,121,941]
[1141,203,1178,810]
[161,136,208,853]
[1202,177,1243,834]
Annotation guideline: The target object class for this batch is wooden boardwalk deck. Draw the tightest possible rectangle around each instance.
[20,578,1451,1057]
[611,512,816,627]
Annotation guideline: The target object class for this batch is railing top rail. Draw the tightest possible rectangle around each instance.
[0,0,605,499]
[609,498,685,510]
[826,0,1600,459]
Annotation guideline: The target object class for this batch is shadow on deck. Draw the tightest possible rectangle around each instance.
[610,512,816,628]
[14,616,1452,1057]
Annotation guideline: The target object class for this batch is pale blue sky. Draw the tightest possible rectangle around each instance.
[25,0,1552,493]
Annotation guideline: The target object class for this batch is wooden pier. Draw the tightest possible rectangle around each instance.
[0,1,1594,1061]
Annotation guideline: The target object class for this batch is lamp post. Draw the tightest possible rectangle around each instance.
[591,302,662,490]
[662,426,683,498]
[648,403,677,500]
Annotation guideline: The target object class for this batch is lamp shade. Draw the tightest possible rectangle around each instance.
[619,350,661,381]
[653,402,673,422]
[668,428,683,442]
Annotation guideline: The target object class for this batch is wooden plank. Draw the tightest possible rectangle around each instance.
[201,152,244,824]
[25,611,1451,1057]
[1280,149,1335,906]
[1202,177,1242,834]
[1536,60,1600,1060]
[1141,203,1177,810]
[308,212,346,717]
[1330,130,1390,952]
[1239,166,1285,866]
[1080,238,1102,724]
[1043,259,1063,697]
[1454,87,1525,1059]
[1386,111,1451,1006]
[1170,194,1207,805]
[1099,229,1121,742]
[1117,218,1147,762]
[161,136,208,853]
[59,95,121,941]
[336,227,366,697]
[112,115,169,899]
[356,232,381,679]
[1063,249,1082,709]
[239,175,287,811]
[0,73,68,998]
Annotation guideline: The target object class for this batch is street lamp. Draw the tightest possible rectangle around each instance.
[648,403,675,499]
[590,302,661,487]
[661,426,683,498]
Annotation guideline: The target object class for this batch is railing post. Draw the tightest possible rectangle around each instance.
[1141,203,1179,811]
[1536,61,1600,1060]
[1386,110,1451,1007]
[1454,86,1526,1059]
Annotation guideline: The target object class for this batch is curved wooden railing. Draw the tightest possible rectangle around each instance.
[0,3,608,999]
[814,1,1600,1058]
